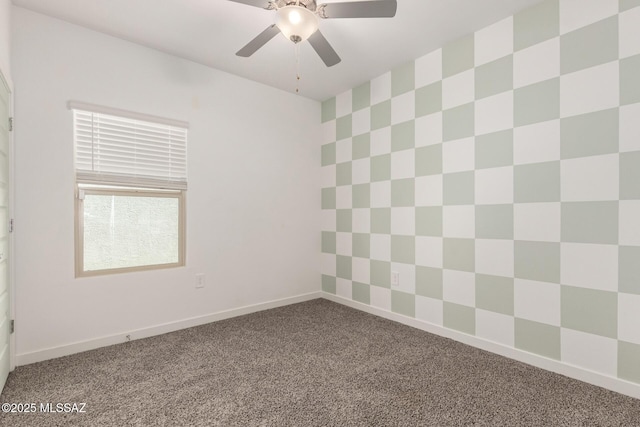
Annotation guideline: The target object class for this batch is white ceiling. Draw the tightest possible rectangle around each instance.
[12,0,544,101]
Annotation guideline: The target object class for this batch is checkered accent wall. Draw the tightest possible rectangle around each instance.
[320,0,640,385]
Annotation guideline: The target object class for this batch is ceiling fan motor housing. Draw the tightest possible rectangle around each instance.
[275,0,318,11]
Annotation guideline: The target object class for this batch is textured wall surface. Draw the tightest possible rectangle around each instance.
[320,0,640,385]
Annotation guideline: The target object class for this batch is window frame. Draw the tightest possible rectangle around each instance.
[74,185,186,278]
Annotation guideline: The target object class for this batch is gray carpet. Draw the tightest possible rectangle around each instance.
[1,299,639,426]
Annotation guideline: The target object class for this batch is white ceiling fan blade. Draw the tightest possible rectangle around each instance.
[236,25,281,57]
[308,30,341,67]
[227,0,272,9]
[320,0,397,19]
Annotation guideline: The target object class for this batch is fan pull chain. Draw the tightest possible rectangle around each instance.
[295,43,301,94]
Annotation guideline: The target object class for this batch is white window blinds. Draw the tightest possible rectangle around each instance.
[72,104,188,190]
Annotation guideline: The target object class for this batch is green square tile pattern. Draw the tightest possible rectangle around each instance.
[322,275,336,294]
[443,103,475,142]
[392,61,416,97]
[514,161,560,203]
[514,78,560,127]
[475,130,514,170]
[415,81,442,118]
[371,208,391,234]
[391,235,415,264]
[443,172,475,205]
[336,255,352,280]
[352,184,370,208]
[371,100,391,131]
[322,231,336,254]
[336,162,352,186]
[620,55,640,105]
[416,206,443,236]
[336,115,352,141]
[619,246,640,295]
[391,121,415,152]
[322,188,336,210]
[322,97,336,123]
[370,260,391,288]
[371,154,391,182]
[476,274,514,315]
[442,34,474,78]
[476,205,514,240]
[620,151,640,200]
[515,241,560,283]
[352,133,371,160]
[353,82,371,112]
[560,108,619,160]
[352,233,370,258]
[514,0,559,52]
[443,302,476,335]
[416,266,443,299]
[391,290,416,317]
[515,318,561,360]
[443,238,475,272]
[321,143,336,166]
[561,285,618,338]
[620,0,640,11]
[620,54,640,106]
[618,341,640,383]
[352,282,371,304]
[416,145,443,177]
[475,55,513,100]
[391,178,415,207]
[319,2,640,387]
[560,16,618,75]
[336,209,352,232]
[561,201,618,244]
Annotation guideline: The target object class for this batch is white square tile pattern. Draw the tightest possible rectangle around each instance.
[560,154,619,202]
[561,243,618,291]
[474,16,514,66]
[475,91,514,136]
[443,205,475,239]
[415,295,444,326]
[560,61,619,118]
[443,270,476,307]
[415,49,442,89]
[391,207,415,236]
[561,328,618,377]
[442,69,475,110]
[514,203,561,242]
[514,279,561,326]
[475,239,514,278]
[513,38,560,89]
[443,137,475,174]
[391,91,415,125]
[415,237,443,268]
[475,166,514,205]
[476,309,515,346]
[415,113,443,147]
[559,0,618,34]
[619,6,640,59]
[618,293,640,345]
[514,119,561,165]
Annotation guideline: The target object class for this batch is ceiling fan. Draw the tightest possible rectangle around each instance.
[230,0,398,67]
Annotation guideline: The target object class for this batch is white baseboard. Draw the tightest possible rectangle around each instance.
[322,292,640,401]
[16,291,322,366]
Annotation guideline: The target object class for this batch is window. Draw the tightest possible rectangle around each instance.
[72,102,188,276]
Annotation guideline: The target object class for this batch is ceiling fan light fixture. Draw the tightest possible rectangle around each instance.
[275,5,318,43]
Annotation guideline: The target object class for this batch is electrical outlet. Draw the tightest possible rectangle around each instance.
[195,273,205,289]
[391,271,400,287]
